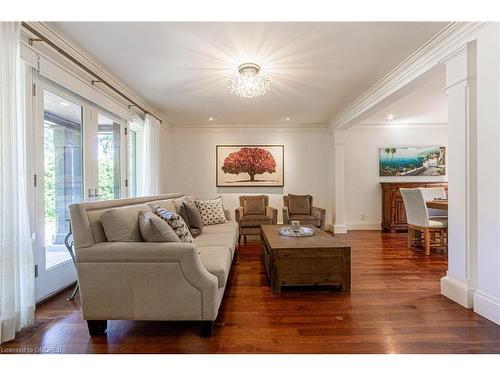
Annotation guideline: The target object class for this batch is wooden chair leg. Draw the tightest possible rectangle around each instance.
[424,228,431,255]
[407,227,413,249]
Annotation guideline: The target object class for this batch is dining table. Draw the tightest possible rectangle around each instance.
[426,199,448,210]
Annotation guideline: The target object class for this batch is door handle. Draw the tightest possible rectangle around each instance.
[94,188,103,198]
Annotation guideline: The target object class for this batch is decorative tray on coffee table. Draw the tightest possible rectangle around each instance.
[279,226,316,237]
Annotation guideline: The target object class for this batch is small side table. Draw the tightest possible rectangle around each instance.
[64,221,79,301]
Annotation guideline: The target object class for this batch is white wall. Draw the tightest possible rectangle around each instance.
[473,23,500,324]
[163,127,330,224]
[343,124,448,230]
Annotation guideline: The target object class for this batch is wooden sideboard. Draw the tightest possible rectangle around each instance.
[380,182,448,233]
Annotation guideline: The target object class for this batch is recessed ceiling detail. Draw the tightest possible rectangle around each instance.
[50,22,449,126]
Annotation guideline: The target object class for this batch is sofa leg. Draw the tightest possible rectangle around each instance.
[87,320,107,336]
[200,321,214,337]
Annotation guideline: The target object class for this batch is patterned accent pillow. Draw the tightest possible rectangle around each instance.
[154,207,194,243]
[194,197,227,225]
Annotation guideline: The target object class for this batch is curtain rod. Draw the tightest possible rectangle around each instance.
[21,22,163,125]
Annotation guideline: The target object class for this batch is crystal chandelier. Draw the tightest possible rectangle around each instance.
[227,63,271,98]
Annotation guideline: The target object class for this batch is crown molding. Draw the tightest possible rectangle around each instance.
[353,122,448,130]
[328,22,487,132]
[168,123,328,133]
[22,22,171,127]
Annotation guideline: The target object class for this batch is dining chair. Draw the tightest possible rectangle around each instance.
[420,187,448,218]
[400,188,448,255]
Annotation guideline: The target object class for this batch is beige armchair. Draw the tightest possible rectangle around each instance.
[235,195,277,242]
[283,194,326,230]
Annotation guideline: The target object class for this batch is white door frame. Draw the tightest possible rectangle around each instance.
[31,74,130,301]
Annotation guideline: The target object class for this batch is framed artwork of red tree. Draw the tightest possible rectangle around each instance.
[216,145,284,187]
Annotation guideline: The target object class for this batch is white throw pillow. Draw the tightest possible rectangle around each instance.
[194,196,227,225]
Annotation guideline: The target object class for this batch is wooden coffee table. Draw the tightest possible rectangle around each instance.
[260,225,351,293]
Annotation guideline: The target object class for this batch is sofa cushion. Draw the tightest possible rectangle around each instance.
[100,204,151,242]
[202,222,239,251]
[173,195,195,213]
[242,195,266,215]
[197,246,232,288]
[194,232,235,256]
[194,233,234,249]
[240,214,273,227]
[155,207,194,243]
[147,199,176,213]
[289,214,320,227]
[179,201,204,237]
[288,194,312,215]
[202,221,238,235]
[139,211,181,242]
[195,197,227,225]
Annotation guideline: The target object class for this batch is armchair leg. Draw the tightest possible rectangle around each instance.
[87,320,107,336]
[200,321,214,337]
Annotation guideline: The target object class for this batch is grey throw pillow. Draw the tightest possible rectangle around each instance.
[154,207,194,244]
[138,211,180,243]
[179,201,204,237]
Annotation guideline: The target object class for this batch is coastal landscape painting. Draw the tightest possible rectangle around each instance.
[379,146,446,176]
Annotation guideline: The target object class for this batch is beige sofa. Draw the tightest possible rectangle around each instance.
[69,193,238,337]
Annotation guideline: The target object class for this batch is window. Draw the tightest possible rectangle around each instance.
[97,113,121,200]
[128,119,144,197]
[43,89,83,268]
[129,129,137,196]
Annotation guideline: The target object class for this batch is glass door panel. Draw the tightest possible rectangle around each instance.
[43,89,83,269]
[34,78,129,301]
[97,113,121,200]
[129,129,137,197]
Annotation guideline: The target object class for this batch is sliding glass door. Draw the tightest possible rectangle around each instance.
[97,113,122,200]
[33,79,128,301]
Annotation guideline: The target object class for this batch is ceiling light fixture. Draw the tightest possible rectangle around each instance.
[285,117,290,121]
[227,63,271,98]
[209,117,213,121]
[386,113,395,121]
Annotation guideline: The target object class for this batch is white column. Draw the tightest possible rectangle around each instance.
[473,24,500,324]
[441,42,478,308]
[330,130,347,234]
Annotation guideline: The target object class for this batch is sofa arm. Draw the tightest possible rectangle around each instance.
[282,206,290,225]
[75,241,220,321]
[76,241,201,264]
[267,206,278,224]
[312,206,327,231]
[235,207,243,223]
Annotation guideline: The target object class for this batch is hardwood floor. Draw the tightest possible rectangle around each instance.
[2,230,500,354]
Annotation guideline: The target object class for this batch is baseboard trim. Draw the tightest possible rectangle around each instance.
[347,221,381,230]
[333,224,348,234]
[440,275,475,308]
[473,290,500,325]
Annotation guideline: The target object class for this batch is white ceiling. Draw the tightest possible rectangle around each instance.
[50,22,449,126]
[361,68,447,125]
